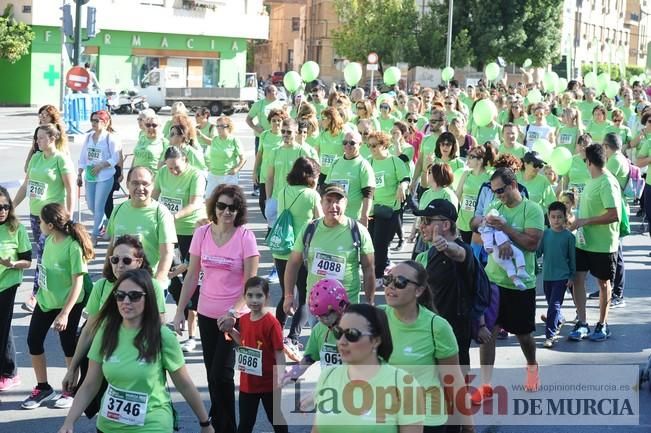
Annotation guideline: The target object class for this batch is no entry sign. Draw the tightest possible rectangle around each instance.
[65,66,90,91]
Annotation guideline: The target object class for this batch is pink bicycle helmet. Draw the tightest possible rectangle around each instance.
[308,279,349,317]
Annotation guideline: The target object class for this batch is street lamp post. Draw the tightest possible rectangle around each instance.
[445,0,453,68]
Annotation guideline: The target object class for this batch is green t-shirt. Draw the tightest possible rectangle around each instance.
[557,126,580,154]
[472,123,502,146]
[370,156,410,211]
[303,321,338,362]
[382,305,458,426]
[546,113,562,131]
[36,235,88,312]
[257,130,283,182]
[567,155,591,194]
[317,130,346,176]
[0,223,31,291]
[378,115,399,133]
[314,363,425,432]
[89,325,185,433]
[84,277,167,317]
[419,134,439,166]
[197,122,216,149]
[269,144,318,199]
[457,171,491,231]
[359,144,373,160]
[326,156,376,220]
[419,186,459,211]
[292,217,374,303]
[498,142,527,159]
[607,125,632,149]
[638,140,651,186]
[313,101,328,119]
[586,121,613,144]
[577,100,603,126]
[484,199,544,290]
[605,151,630,191]
[272,185,321,260]
[26,151,74,216]
[248,99,284,136]
[208,136,244,176]
[133,135,166,172]
[107,201,178,270]
[577,172,621,253]
[154,165,206,236]
[516,173,556,211]
[159,145,206,172]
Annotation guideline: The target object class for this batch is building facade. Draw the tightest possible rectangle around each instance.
[0,0,269,106]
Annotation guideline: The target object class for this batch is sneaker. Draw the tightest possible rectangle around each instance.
[181,338,197,353]
[610,297,626,308]
[588,290,600,299]
[266,267,279,284]
[390,240,404,251]
[543,338,554,348]
[524,364,540,392]
[589,322,611,342]
[283,338,302,362]
[0,375,21,391]
[568,322,590,341]
[497,329,509,340]
[470,384,493,405]
[251,189,259,197]
[54,391,74,409]
[21,295,36,313]
[21,387,57,409]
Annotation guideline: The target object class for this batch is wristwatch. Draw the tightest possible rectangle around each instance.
[227,308,237,318]
[199,418,211,427]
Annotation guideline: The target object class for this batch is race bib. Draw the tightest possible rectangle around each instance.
[559,133,573,145]
[100,384,148,426]
[320,154,336,167]
[319,343,342,368]
[87,147,102,161]
[576,227,586,247]
[462,195,477,212]
[329,179,349,194]
[28,180,48,200]
[569,183,585,194]
[236,347,262,376]
[375,172,386,189]
[160,196,183,215]
[311,251,346,280]
[37,264,47,291]
[526,130,540,146]
[202,255,234,271]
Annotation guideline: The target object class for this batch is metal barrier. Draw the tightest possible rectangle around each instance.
[63,93,106,134]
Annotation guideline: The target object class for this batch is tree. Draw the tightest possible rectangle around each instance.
[0,4,34,64]
[415,2,474,68]
[332,0,419,72]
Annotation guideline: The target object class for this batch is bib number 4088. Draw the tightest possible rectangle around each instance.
[316,260,341,274]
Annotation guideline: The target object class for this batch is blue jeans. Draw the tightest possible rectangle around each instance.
[85,177,114,238]
[29,214,46,294]
[543,279,567,339]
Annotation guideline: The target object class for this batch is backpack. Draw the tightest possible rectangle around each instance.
[302,217,361,268]
[623,159,643,200]
[265,189,305,255]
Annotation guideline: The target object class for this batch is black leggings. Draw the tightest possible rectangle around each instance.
[198,313,237,433]
[369,210,400,278]
[274,258,308,342]
[258,183,267,220]
[237,391,288,433]
[0,285,19,377]
[644,184,651,236]
[27,302,84,356]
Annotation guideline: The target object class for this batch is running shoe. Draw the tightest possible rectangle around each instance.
[266,267,279,284]
[588,290,600,299]
[497,328,508,339]
[543,338,554,348]
[283,338,302,362]
[390,240,404,251]
[524,364,540,392]
[589,322,611,342]
[54,391,74,409]
[21,295,36,313]
[470,384,493,405]
[610,297,626,308]
[568,322,590,341]
[21,387,57,409]
[181,338,197,353]
[0,375,20,391]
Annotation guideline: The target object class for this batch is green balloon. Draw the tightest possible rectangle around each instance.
[556,77,568,94]
[527,88,543,104]
[605,81,619,99]
[343,62,363,86]
[283,71,302,93]
[523,58,532,68]
[550,147,572,175]
[639,73,648,83]
[300,61,320,82]
[383,67,401,85]
[532,139,553,162]
[584,71,597,88]
[472,99,497,127]
[485,62,500,81]
[441,66,454,82]
[543,71,559,92]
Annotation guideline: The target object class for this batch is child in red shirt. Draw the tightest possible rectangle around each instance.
[229,277,288,433]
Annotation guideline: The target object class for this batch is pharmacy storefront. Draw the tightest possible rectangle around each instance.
[0,26,247,106]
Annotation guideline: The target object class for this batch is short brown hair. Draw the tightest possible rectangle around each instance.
[368,131,390,149]
[429,163,453,187]
[206,184,247,226]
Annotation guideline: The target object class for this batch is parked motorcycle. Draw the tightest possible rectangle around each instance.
[106,88,148,114]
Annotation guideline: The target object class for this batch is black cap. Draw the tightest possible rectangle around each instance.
[413,199,458,221]
[522,150,546,168]
[310,79,326,91]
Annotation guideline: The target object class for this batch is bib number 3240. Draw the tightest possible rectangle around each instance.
[100,384,148,426]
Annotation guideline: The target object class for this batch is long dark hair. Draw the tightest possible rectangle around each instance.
[102,235,153,282]
[344,303,393,362]
[401,260,435,312]
[93,269,162,363]
[0,186,19,233]
[287,156,320,188]
[40,203,94,261]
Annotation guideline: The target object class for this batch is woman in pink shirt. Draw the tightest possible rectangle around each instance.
[173,184,259,433]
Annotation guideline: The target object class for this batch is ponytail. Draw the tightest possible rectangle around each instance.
[41,203,95,262]
[66,220,95,261]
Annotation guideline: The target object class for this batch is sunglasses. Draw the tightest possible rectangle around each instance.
[216,124,229,129]
[430,118,444,123]
[445,101,453,105]
[216,201,238,212]
[90,118,100,124]
[468,154,482,160]
[0,204,10,211]
[406,118,417,123]
[342,140,358,146]
[356,105,366,109]
[383,273,418,289]
[331,325,373,343]
[281,129,295,135]
[145,123,157,128]
[109,256,136,265]
[492,186,507,195]
[114,290,146,302]
[420,216,447,226]
[380,104,390,109]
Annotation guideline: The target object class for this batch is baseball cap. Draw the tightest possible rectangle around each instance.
[413,199,457,221]
[323,184,347,199]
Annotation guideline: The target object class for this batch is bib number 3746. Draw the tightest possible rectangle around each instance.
[100,384,148,426]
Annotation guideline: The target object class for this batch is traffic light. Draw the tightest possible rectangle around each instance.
[86,6,97,38]
[62,4,74,38]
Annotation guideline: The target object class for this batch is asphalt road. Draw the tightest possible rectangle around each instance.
[0,108,650,433]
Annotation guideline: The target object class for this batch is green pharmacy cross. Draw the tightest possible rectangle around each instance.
[43,65,61,87]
